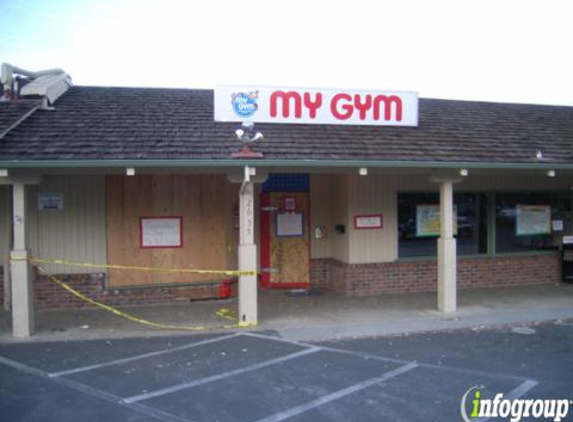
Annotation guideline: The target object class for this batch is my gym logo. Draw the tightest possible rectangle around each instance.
[461,386,571,422]
[231,91,259,118]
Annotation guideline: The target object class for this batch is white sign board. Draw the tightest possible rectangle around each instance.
[276,213,304,237]
[38,193,64,211]
[215,86,418,127]
[140,217,183,248]
[354,214,383,229]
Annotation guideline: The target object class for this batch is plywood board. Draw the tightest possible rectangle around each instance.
[269,192,310,285]
[106,175,239,287]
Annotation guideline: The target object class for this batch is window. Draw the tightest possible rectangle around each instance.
[398,193,487,258]
[495,192,570,253]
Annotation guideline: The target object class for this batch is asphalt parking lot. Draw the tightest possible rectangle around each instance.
[0,321,572,422]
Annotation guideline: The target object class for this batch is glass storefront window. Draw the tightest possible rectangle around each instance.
[495,192,571,253]
[398,193,487,258]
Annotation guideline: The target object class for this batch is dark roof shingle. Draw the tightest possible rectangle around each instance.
[0,86,571,164]
[0,99,40,138]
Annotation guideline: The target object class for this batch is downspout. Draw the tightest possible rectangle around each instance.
[240,165,251,194]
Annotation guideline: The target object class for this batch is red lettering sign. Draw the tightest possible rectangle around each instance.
[270,91,302,118]
[330,93,353,120]
[218,87,416,126]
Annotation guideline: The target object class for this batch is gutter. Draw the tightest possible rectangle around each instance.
[0,158,572,170]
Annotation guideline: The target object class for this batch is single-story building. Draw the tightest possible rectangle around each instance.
[1,65,572,337]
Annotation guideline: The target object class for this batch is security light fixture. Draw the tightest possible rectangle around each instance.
[0,169,8,177]
[546,170,556,178]
[126,167,135,176]
[459,169,468,177]
[232,122,264,158]
[359,167,368,176]
[536,150,543,160]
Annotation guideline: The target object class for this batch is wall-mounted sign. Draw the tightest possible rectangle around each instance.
[415,205,458,237]
[140,217,183,248]
[276,212,305,237]
[284,197,297,212]
[38,193,64,211]
[215,86,418,127]
[516,205,551,236]
[354,214,383,229]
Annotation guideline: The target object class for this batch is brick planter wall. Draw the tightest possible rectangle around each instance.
[0,270,237,309]
[0,254,560,309]
[310,253,561,296]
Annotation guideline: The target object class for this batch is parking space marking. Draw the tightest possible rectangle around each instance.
[125,402,197,422]
[123,346,322,404]
[0,354,48,378]
[49,333,241,378]
[0,352,195,422]
[473,379,539,422]
[243,333,529,383]
[251,362,419,422]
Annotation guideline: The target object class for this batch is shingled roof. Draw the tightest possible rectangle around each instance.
[0,99,40,139]
[0,86,572,166]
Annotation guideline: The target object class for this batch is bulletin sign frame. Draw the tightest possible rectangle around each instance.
[354,214,383,230]
[139,216,184,249]
[276,212,305,237]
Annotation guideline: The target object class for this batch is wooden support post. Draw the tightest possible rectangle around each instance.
[238,177,257,325]
[10,182,34,337]
[2,187,12,311]
[437,180,457,313]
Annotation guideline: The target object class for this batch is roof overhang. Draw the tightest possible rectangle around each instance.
[0,159,572,170]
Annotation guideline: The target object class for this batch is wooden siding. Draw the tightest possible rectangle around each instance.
[26,176,107,274]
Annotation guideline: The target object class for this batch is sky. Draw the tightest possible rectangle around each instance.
[0,0,572,106]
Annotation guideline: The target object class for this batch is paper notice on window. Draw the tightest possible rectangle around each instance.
[276,212,304,237]
[552,220,564,232]
[415,205,458,237]
[516,205,551,236]
[416,205,440,236]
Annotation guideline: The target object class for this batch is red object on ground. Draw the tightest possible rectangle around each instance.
[219,280,231,299]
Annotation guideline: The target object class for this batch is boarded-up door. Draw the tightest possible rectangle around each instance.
[260,192,310,288]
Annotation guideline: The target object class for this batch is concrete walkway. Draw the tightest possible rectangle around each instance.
[1,283,572,342]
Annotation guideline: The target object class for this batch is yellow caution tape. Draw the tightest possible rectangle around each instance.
[215,308,237,321]
[13,257,256,277]
[12,257,257,332]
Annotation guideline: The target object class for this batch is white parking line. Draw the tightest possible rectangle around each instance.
[0,353,196,422]
[49,333,241,378]
[123,347,321,404]
[251,362,419,422]
[242,332,529,382]
[473,380,539,422]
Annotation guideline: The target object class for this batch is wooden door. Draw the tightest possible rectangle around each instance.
[260,192,310,288]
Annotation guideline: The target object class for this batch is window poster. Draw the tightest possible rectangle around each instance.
[416,205,457,237]
[276,212,304,237]
[140,217,183,248]
[516,205,551,236]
